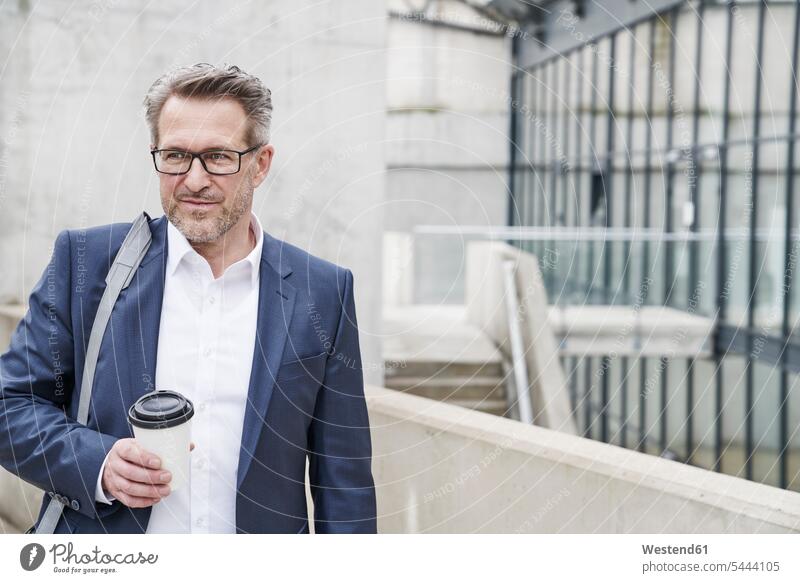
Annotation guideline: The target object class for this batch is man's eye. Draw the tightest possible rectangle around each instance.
[165,152,188,161]
[207,152,233,161]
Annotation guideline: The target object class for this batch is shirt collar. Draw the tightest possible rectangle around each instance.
[166,212,264,288]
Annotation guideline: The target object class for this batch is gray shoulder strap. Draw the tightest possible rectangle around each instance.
[77,212,153,425]
[36,212,153,534]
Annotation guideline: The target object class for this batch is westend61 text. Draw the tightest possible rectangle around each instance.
[642,544,708,555]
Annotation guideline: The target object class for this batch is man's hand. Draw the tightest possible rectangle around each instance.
[101,438,195,508]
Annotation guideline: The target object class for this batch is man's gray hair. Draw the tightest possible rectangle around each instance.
[144,63,272,147]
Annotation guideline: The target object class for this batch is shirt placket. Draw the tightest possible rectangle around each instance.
[190,268,222,533]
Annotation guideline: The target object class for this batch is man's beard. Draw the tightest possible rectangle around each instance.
[165,181,253,244]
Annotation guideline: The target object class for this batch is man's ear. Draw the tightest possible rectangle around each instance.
[252,144,275,187]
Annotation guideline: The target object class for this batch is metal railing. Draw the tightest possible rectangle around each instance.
[506,0,800,490]
[502,259,534,424]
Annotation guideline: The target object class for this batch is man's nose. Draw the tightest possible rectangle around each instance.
[182,156,212,191]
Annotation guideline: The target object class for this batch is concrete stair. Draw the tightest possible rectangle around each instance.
[384,366,509,416]
[382,305,510,417]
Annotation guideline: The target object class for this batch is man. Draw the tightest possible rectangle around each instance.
[0,64,377,534]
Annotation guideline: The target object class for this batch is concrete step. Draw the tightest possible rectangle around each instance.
[384,359,504,380]
[384,375,507,401]
[384,390,509,416]
[382,305,510,418]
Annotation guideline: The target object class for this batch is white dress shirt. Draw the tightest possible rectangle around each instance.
[95,213,263,534]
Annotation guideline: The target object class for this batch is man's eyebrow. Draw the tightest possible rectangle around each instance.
[159,144,235,151]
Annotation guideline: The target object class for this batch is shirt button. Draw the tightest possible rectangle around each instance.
[196,517,204,527]
[203,347,212,357]
[208,296,216,304]
[196,459,205,469]
[198,402,206,412]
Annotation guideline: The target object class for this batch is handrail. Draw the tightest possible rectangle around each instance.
[502,259,534,424]
[413,225,800,242]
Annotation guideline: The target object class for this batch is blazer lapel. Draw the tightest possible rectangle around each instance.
[236,232,296,489]
[123,215,168,404]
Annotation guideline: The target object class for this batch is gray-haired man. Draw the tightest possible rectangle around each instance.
[0,64,377,534]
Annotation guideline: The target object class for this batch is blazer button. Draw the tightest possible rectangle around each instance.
[48,491,55,499]
[71,499,80,511]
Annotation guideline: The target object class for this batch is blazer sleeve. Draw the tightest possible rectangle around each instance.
[0,229,121,521]
[307,268,377,533]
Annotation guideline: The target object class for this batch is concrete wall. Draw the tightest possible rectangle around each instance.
[0,0,387,383]
[367,385,800,533]
[385,0,511,304]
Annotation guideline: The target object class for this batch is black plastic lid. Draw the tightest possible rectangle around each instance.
[128,390,194,430]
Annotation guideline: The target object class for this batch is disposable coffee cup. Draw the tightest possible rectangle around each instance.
[127,390,194,493]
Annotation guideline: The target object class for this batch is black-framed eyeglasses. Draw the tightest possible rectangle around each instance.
[150,144,262,176]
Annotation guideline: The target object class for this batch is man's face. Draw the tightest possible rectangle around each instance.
[155,96,273,243]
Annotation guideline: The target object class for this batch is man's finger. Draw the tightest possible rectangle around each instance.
[113,458,171,486]
[118,441,161,469]
[116,490,160,509]
[115,475,170,499]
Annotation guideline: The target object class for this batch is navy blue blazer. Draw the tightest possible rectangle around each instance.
[0,214,377,534]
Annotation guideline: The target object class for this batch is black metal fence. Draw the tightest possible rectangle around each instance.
[509,0,800,490]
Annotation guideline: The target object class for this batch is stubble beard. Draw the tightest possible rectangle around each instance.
[165,175,254,244]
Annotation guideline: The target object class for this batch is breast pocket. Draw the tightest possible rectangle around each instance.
[276,351,328,383]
